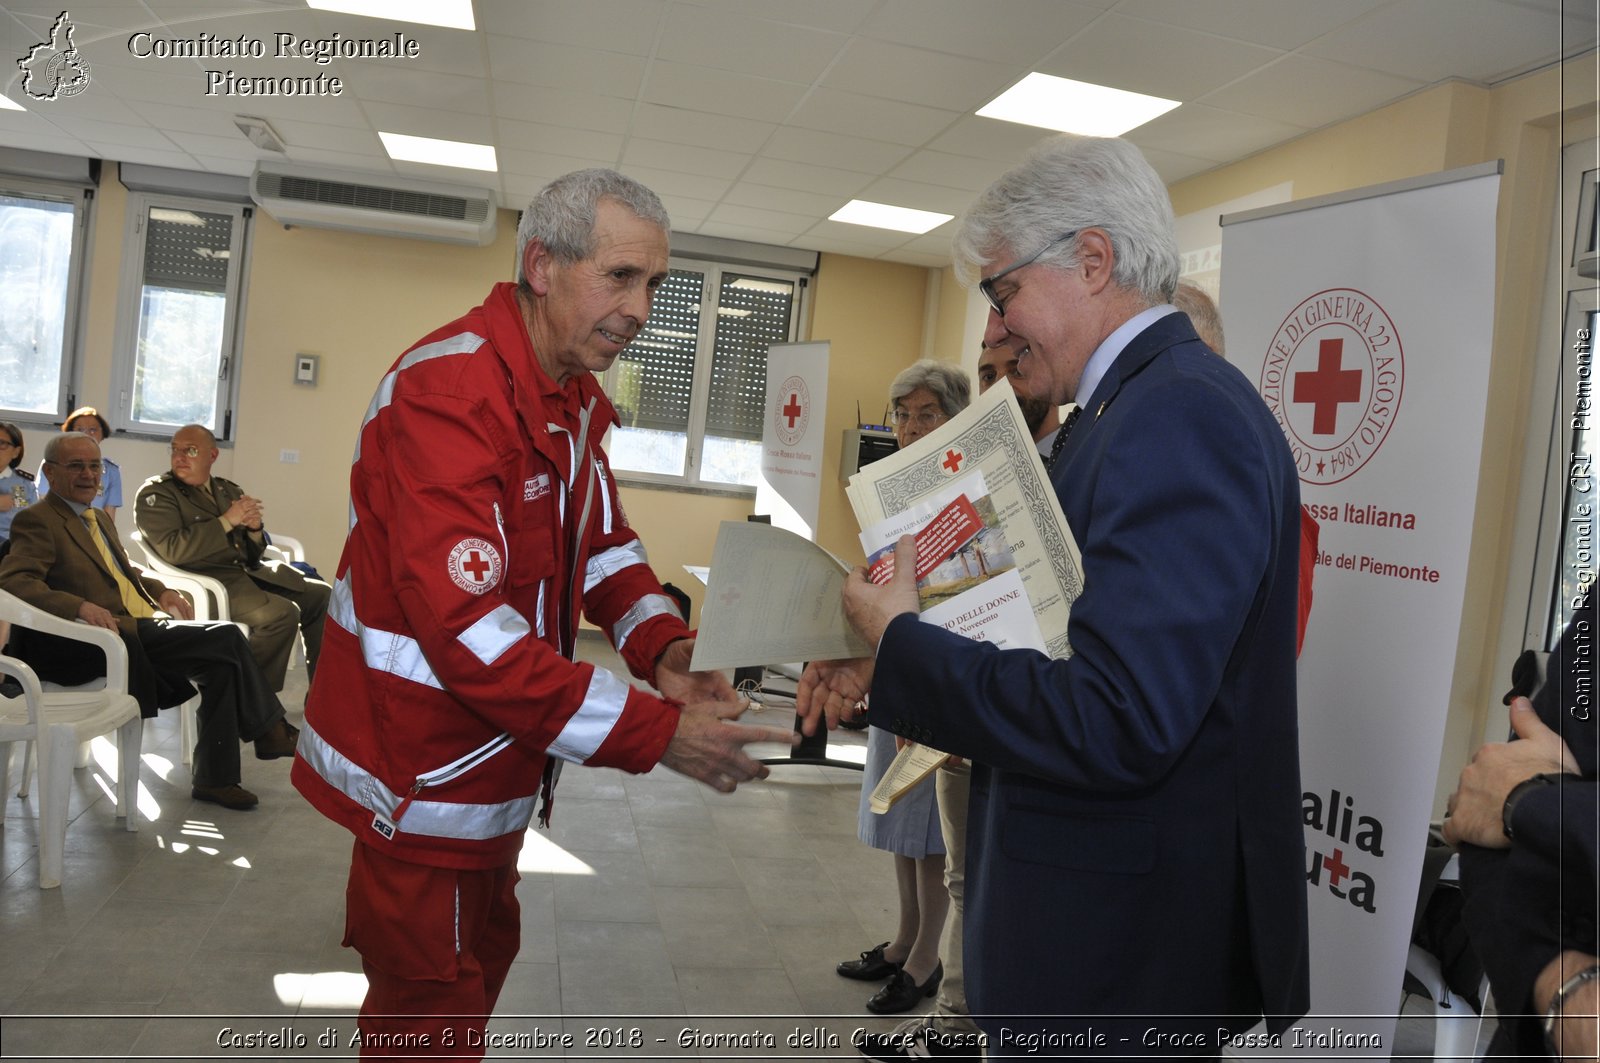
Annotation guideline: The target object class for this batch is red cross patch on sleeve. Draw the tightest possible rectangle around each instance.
[447,538,503,594]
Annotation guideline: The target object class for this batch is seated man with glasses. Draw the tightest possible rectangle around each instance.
[0,432,298,810]
[135,424,330,694]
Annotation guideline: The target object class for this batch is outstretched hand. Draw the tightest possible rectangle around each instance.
[660,698,797,793]
[1443,696,1580,849]
[655,638,740,706]
[796,658,874,735]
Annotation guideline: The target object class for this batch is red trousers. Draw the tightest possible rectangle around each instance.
[344,841,521,1060]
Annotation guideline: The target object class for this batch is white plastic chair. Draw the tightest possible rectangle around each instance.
[263,533,306,566]
[0,589,142,889]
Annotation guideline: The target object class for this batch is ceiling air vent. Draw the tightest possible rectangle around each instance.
[250,163,497,246]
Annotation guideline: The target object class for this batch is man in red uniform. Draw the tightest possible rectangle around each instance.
[292,169,793,1057]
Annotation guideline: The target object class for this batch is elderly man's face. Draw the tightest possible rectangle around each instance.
[977,345,1054,437]
[169,427,218,487]
[44,436,102,505]
[525,198,669,386]
[980,240,1100,407]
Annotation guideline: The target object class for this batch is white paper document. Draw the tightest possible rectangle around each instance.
[848,378,1083,661]
[688,521,873,672]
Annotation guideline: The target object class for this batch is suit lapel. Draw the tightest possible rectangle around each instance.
[47,492,112,578]
[1055,312,1200,471]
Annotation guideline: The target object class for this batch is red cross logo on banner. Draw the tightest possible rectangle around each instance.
[447,538,502,595]
[1322,847,1351,888]
[782,393,803,428]
[1294,338,1363,435]
[942,449,964,474]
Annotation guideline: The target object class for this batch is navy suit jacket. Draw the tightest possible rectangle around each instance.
[870,312,1310,1054]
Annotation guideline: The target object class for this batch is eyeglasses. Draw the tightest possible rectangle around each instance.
[46,459,103,474]
[0,440,17,450]
[170,445,202,458]
[979,230,1078,318]
[890,409,947,429]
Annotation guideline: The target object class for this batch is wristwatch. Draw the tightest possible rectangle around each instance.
[1501,772,1577,840]
[1544,964,1600,1055]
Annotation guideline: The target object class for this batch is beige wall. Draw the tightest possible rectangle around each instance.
[61,179,937,630]
[1163,62,1599,813]
[44,57,1595,787]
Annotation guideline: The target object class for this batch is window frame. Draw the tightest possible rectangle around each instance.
[1518,138,1598,652]
[0,174,93,427]
[108,191,254,442]
[602,254,810,494]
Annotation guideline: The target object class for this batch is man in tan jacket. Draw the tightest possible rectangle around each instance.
[136,424,329,692]
[1,432,296,809]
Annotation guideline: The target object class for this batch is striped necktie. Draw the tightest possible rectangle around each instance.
[83,512,157,619]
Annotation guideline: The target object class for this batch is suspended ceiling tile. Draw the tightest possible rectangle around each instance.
[485,35,647,97]
[1302,0,1573,83]
[788,87,961,148]
[821,38,1015,112]
[682,0,872,35]
[341,62,490,114]
[722,181,847,218]
[621,137,751,180]
[925,115,1055,162]
[886,150,1009,192]
[494,85,633,135]
[655,3,847,84]
[640,61,808,125]
[361,101,494,144]
[856,0,1103,64]
[630,102,775,154]
[1126,104,1308,163]
[741,156,876,198]
[497,118,623,165]
[703,203,817,237]
[268,116,384,153]
[856,176,971,216]
[1035,13,1284,102]
[1199,53,1425,129]
[477,0,666,56]
[761,126,913,175]
[1112,0,1391,51]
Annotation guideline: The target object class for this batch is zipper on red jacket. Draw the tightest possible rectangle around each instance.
[369,732,516,840]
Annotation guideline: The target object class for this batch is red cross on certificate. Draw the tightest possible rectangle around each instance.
[942,449,963,473]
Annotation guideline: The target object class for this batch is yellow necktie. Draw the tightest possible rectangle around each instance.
[83,512,156,619]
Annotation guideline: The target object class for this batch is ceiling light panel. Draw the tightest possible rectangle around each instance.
[379,131,497,171]
[829,200,954,235]
[978,73,1181,136]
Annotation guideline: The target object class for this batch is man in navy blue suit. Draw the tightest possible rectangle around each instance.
[801,135,1310,1059]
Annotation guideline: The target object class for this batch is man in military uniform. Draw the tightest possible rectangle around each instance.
[135,424,329,692]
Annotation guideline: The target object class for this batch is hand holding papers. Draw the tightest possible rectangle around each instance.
[846,378,1082,659]
[845,380,1085,810]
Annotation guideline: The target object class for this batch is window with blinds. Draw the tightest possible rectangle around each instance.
[113,195,250,438]
[606,259,804,489]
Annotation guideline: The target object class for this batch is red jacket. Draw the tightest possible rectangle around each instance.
[293,283,687,869]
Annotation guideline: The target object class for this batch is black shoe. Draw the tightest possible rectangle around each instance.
[866,961,942,1015]
[837,942,901,981]
[857,1019,985,1061]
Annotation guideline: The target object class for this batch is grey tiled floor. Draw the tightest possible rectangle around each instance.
[2,635,1493,1060]
[1,637,911,1060]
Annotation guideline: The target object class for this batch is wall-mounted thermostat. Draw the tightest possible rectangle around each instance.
[294,353,319,387]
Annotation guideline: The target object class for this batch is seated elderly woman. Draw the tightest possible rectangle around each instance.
[836,359,970,1015]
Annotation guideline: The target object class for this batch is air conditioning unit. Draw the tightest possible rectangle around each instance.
[249,163,498,246]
